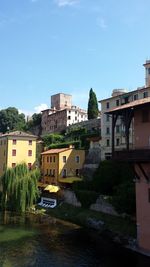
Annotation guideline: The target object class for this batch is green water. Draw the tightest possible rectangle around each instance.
[0,212,150,267]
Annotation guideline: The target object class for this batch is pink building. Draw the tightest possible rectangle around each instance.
[106,97,150,255]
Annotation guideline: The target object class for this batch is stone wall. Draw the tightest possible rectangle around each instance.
[62,189,81,207]
[66,118,101,133]
[62,190,118,216]
[90,195,118,216]
[82,147,101,181]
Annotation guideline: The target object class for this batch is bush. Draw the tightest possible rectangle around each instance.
[48,140,81,149]
[111,181,136,215]
[73,180,93,191]
[92,160,134,195]
[75,190,99,208]
[42,133,64,147]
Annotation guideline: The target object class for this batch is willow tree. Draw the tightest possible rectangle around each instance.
[0,163,40,212]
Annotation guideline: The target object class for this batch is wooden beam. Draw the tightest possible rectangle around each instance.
[138,163,150,182]
[111,114,118,157]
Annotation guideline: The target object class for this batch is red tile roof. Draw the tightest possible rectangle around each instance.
[41,148,71,155]
[0,131,37,138]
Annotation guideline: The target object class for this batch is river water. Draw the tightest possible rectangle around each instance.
[0,212,150,267]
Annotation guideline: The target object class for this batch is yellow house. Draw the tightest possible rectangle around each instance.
[41,148,85,185]
[0,131,37,176]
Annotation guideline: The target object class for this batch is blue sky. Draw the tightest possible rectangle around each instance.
[0,0,150,115]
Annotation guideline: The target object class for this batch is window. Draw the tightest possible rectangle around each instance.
[62,169,67,178]
[12,163,16,168]
[28,150,32,156]
[50,156,52,162]
[75,117,77,120]
[143,91,148,98]
[116,138,120,146]
[28,163,32,170]
[106,102,109,109]
[106,127,110,135]
[124,97,129,104]
[106,139,110,147]
[148,68,150,75]
[68,116,71,120]
[134,94,138,101]
[106,114,110,122]
[12,149,16,156]
[53,156,55,162]
[53,169,55,177]
[69,110,71,113]
[63,156,67,163]
[116,99,119,106]
[76,169,80,176]
[13,139,16,145]
[29,140,32,145]
[105,153,112,160]
[75,156,80,163]
[47,156,49,163]
[116,125,120,134]
[142,110,149,122]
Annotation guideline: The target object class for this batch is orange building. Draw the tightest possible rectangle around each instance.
[106,96,150,255]
[41,147,85,185]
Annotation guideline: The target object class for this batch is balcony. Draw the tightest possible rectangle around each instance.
[113,147,150,162]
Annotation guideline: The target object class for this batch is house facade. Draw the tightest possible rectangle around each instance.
[41,93,87,134]
[99,60,150,160]
[0,131,37,176]
[41,147,85,185]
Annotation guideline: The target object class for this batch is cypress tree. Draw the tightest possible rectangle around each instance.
[87,88,99,119]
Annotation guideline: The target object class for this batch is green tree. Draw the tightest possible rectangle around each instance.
[92,160,134,195]
[42,133,64,147]
[0,163,40,212]
[32,113,42,126]
[0,107,26,133]
[87,88,99,120]
[26,113,42,132]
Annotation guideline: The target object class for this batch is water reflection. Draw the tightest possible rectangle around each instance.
[0,212,150,267]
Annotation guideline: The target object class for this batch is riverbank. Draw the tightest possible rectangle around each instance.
[36,203,136,246]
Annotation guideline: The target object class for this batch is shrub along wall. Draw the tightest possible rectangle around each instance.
[74,190,99,209]
[73,160,136,216]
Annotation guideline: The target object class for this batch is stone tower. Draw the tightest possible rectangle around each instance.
[51,93,72,110]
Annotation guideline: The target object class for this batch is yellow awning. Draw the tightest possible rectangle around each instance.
[59,177,82,184]
[44,184,60,193]
[37,182,48,188]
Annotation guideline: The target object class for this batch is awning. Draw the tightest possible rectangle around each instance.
[44,185,60,193]
[37,182,48,188]
[59,177,82,184]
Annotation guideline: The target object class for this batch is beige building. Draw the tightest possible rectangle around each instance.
[41,93,87,134]
[0,131,37,176]
[99,61,150,160]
